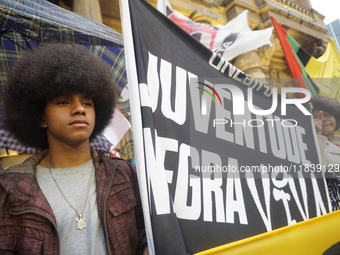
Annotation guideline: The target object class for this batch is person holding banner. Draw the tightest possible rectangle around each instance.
[0,44,148,255]
[311,96,340,211]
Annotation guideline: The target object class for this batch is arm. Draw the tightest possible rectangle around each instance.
[129,163,148,255]
[0,180,16,252]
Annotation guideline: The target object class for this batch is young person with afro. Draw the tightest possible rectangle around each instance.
[0,44,148,255]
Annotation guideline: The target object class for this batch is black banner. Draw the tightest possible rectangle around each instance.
[123,0,330,254]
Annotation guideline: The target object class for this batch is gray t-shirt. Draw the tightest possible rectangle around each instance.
[36,160,107,255]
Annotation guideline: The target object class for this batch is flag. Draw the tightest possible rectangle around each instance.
[103,107,131,149]
[272,16,340,101]
[305,39,340,79]
[271,16,319,96]
[302,39,340,102]
[158,1,273,61]
[156,0,169,15]
[121,0,330,254]
[196,210,340,255]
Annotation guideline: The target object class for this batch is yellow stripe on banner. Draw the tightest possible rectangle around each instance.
[195,210,340,255]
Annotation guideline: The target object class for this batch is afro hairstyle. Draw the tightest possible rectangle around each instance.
[4,43,118,150]
[310,96,340,130]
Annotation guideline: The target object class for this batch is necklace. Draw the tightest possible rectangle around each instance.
[47,156,94,230]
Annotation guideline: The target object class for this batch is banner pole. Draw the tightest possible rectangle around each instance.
[119,0,155,254]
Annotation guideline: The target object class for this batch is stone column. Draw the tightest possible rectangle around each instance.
[233,50,268,79]
[73,0,103,23]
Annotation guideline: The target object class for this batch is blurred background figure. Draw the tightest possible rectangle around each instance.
[311,96,340,211]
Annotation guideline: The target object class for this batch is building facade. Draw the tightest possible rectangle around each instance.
[327,19,340,54]
[54,0,330,84]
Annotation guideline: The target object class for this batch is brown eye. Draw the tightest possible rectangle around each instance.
[57,101,69,105]
[82,99,94,107]
[82,101,90,106]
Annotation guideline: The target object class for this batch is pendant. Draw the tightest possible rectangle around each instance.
[76,215,86,230]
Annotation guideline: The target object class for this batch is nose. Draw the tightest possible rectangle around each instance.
[71,99,86,116]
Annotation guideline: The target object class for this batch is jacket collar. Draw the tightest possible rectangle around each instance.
[1,150,56,224]
[2,148,104,225]
[5,148,101,174]
[5,150,48,174]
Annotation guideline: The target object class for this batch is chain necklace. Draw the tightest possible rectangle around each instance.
[47,156,94,230]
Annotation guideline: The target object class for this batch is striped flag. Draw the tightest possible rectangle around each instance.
[300,39,340,102]
[271,16,319,96]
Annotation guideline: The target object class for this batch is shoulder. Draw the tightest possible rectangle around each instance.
[94,151,140,195]
[0,152,47,192]
[2,151,47,175]
[335,135,340,143]
[95,150,137,178]
[0,166,5,175]
[96,150,135,168]
[317,134,328,142]
[317,135,328,147]
[0,153,45,199]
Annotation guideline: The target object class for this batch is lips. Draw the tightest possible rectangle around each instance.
[69,119,89,126]
[323,123,332,128]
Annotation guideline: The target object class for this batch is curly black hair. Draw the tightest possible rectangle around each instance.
[310,96,340,130]
[4,43,118,149]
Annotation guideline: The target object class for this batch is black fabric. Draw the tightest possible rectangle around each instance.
[126,0,331,253]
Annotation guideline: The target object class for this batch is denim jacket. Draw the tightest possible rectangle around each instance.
[0,149,147,255]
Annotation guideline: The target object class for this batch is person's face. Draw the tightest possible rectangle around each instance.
[313,110,337,137]
[41,93,95,148]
